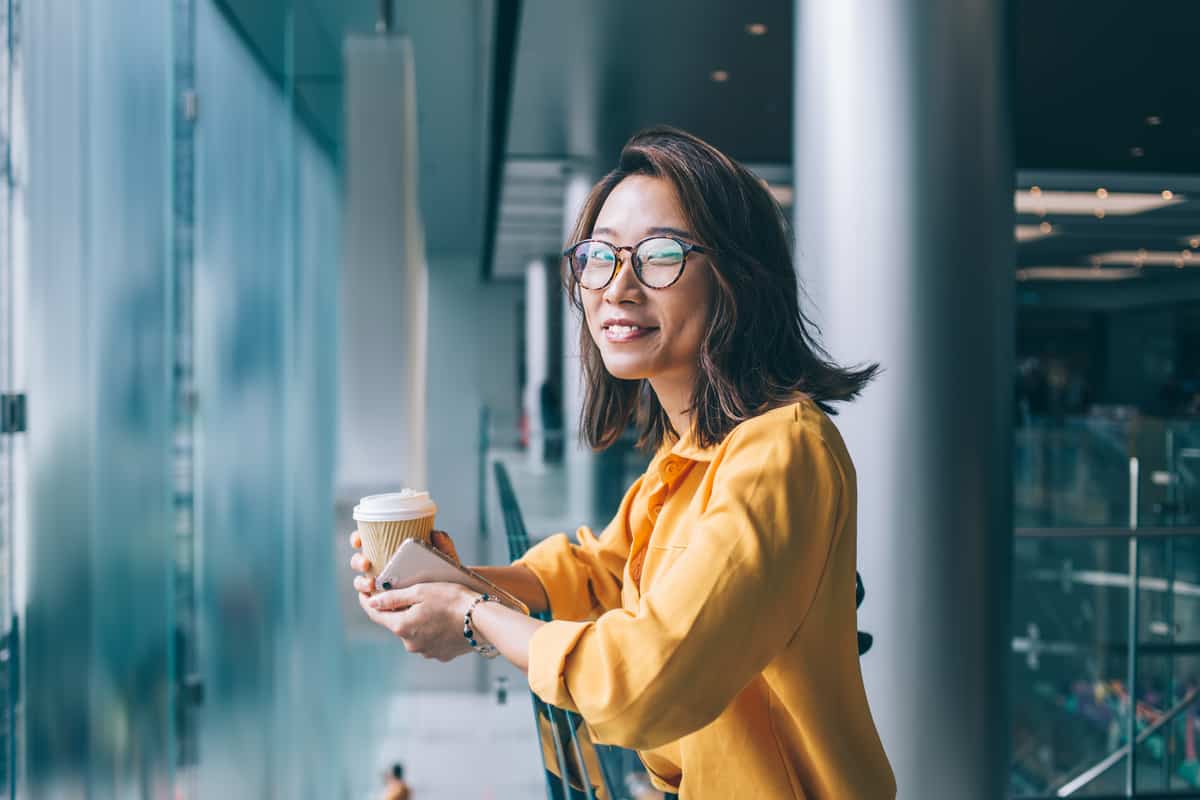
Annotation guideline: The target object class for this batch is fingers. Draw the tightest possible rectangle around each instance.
[353,575,376,594]
[350,552,372,573]
[431,530,459,563]
[369,587,420,612]
[349,529,362,549]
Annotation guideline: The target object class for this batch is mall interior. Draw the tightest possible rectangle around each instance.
[1,1,1199,798]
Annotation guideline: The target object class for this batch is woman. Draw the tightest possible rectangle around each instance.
[351,127,896,798]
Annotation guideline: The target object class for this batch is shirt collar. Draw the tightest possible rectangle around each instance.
[662,429,720,463]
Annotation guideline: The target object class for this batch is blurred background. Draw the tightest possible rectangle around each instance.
[0,0,1199,798]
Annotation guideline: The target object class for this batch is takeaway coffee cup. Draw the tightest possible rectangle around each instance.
[353,490,437,578]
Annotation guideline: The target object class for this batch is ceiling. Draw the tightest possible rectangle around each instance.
[213,0,1200,281]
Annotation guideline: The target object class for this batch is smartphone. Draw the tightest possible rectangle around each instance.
[374,538,530,615]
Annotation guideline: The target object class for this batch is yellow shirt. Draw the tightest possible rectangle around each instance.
[516,400,896,799]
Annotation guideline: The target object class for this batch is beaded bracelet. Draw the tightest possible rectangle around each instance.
[463,593,499,659]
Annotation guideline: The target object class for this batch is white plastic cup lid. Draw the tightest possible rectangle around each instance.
[353,489,437,522]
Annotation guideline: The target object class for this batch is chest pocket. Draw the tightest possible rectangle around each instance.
[638,544,689,591]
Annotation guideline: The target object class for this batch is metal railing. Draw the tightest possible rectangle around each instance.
[493,461,669,800]
[1015,457,1200,798]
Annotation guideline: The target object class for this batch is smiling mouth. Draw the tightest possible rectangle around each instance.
[602,323,658,342]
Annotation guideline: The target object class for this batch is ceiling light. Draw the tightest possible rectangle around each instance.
[1015,189,1184,216]
[745,23,768,36]
[1016,224,1056,242]
[1162,189,1174,200]
[1131,146,1145,157]
[1030,186,1042,196]
[1091,250,1191,267]
[1096,188,1109,199]
[1146,115,1163,126]
[1094,209,1106,219]
[711,70,730,83]
[1191,238,1200,249]
[1017,267,1142,282]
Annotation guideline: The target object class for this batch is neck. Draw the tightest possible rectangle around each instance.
[648,371,694,442]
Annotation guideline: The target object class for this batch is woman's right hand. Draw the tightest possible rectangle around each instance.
[349,529,461,595]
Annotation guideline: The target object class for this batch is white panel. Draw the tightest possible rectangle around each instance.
[339,36,429,495]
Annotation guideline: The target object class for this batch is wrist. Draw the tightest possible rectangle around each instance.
[452,585,477,619]
[462,592,500,659]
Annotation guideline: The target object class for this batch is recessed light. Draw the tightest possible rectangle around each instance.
[1015,189,1184,216]
[745,23,768,36]
[1131,146,1145,158]
[1090,249,1186,267]
[1094,209,1106,219]
[1016,224,1056,242]
[1030,186,1042,196]
[1146,115,1163,126]
[1162,189,1174,200]
[1096,188,1109,199]
[1191,238,1200,249]
[711,70,730,83]
[1017,266,1142,282]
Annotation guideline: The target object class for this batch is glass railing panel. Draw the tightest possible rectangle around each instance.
[1017,417,1200,531]
[1012,534,1135,796]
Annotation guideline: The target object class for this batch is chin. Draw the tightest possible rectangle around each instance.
[599,354,651,381]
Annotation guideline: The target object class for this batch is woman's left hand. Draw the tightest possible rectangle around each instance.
[358,582,477,662]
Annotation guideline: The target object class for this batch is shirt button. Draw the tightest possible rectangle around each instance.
[664,461,678,476]
[652,503,664,516]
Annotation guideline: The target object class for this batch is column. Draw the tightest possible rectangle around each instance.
[793,2,1014,797]
[562,166,601,529]
[524,257,551,471]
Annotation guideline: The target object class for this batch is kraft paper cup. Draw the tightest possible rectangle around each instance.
[353,490,437,579]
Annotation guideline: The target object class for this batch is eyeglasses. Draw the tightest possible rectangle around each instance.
[563,235,709,290]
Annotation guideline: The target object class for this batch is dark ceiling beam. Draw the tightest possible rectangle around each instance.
[481,1,524,282]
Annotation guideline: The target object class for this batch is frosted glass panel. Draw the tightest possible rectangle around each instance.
[16,1,355,797]
[193,3,349,797]
[20,1,175,797]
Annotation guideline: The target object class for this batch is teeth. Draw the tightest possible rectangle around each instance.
[608,325,640,335]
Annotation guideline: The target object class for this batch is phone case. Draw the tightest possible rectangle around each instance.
[373,538,530,615]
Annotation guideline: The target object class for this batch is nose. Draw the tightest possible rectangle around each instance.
[602,248,642,305]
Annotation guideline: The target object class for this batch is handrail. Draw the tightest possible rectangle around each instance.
[493,460,619,799]
[1054,687,1199,796]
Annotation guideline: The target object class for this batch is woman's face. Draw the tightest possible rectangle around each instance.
[580,175,714,386]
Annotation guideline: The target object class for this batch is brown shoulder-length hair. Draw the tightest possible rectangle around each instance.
[567,126,879,452]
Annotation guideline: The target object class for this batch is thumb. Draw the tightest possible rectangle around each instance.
[431,530,459,563]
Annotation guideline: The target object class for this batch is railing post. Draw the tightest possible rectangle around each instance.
[1126,456,1140,797]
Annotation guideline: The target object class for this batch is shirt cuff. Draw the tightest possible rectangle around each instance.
[527,618,592,712]
[513,533,585,620]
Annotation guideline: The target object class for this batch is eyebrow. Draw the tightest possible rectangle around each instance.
[591,225,695,241]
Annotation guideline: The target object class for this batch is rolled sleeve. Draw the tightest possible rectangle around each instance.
[513,476,643,621]
[516,534,608,621]
[527,619,593,710]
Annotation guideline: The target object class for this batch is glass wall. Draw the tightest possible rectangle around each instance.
[1011,171,1200,797]
[12,1,369,797]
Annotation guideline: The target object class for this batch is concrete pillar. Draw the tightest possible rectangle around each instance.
[793,2,1014,797]
[524,257,552,472]
[339,36,428,496]
[562,167,601,528]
